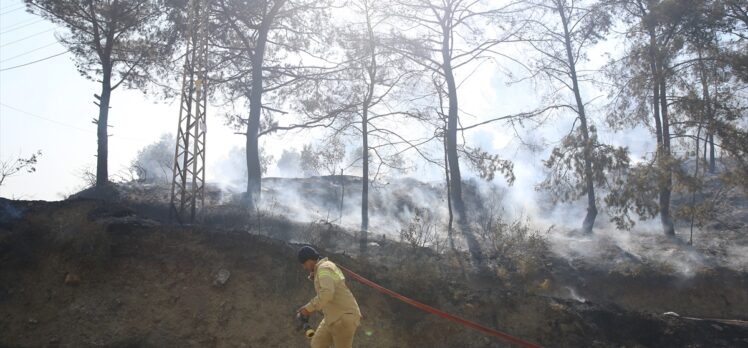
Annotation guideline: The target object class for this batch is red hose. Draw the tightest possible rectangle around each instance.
[339,265,542,348]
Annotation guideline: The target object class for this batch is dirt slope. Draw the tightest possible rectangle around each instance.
[0,199,747,348]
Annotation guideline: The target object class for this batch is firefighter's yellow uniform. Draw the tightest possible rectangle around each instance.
[304,257,362,348]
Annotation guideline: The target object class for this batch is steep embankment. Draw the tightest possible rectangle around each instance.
[0,199,747,347]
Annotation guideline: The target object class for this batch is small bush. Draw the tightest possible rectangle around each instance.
[476,214,550,278]
[399,208,445,252]
[301,219,339,249]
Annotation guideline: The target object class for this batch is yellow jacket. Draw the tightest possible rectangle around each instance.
[304,257,361,323]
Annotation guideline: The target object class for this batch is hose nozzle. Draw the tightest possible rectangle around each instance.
[296,312,315,339]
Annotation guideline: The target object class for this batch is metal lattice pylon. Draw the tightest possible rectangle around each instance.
[170,0,209,223]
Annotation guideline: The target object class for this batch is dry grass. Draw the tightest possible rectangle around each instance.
[42,203,113,264]
[475,214,551,281]
[398,208,447,253]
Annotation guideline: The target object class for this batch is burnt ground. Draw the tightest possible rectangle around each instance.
[0,197,747,348]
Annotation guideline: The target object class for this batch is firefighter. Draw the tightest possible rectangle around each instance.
[297,246,362,348]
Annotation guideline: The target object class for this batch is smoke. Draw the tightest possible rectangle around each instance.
[130,133,174,185]
[126,124,747,276]
[256,175,448,239]
[451,103,746,276]
[115,130,748,277]
[120,59,748,285]
[0,199,24,226]
[546,223,708,277]
[276,149,303,176]
[213,145,275,191]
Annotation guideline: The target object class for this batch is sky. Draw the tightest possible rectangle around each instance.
[0,0,653,209]
[0,0,245,199]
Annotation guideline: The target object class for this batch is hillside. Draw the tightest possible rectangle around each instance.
[1,197,747,347]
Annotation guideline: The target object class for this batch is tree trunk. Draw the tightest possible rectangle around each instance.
[708,133,715,173]
[659,75,675,236]
[339,168,345,222]
[646,25,674,236]
[558,1,597,234]
[689,121,702,246]
[690,49,712,244]
[703,134,708,162]
[441,17,482,263]
[245,24,270,210]
[361,108,369,250]
[96,64,112,189]
[648,33,663,146]
[444,129,456,250]
[698,51,717,175]
[443,55,463,223]
[360,12,376,252]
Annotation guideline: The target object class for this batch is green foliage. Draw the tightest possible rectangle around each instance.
[26,0,175,91]
[604,151,698,230]
[300,136,346,176]
[538,126,629,204]
[604,159,661,230]
[212,0,337,134]
[463,146,515,184]
[476,213,550,278]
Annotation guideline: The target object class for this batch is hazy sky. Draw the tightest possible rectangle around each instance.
[0,0,245,199]
[0,0,653,210]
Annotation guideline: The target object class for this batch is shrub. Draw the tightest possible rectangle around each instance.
[399,208,445,252]
[476,214,550,278]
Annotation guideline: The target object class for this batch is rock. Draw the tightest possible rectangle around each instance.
[48,337,60,348]
[538,278,551,290]
[28,318,38,325]
[64,273,81,286]
[711,324,724,331]
[213,269,231,287]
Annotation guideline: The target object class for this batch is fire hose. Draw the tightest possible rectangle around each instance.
[338,265,542,348]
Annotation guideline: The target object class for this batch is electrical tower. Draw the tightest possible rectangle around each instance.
[170,0,209,223]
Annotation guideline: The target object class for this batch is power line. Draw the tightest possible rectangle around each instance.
[0,102,94,134]
[0,5,24,16]
[0,19,44,35]
[0,17,37,31]
[0,28,54,48]
[0,2,19,11]
[0,1,23,11]
[0,41,59,63]
[0,103,143,142]
[0,50,68,72]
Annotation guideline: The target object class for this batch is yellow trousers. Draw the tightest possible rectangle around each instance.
[310,314,360,348]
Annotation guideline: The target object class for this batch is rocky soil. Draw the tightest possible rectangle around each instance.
[0,197,747,347]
